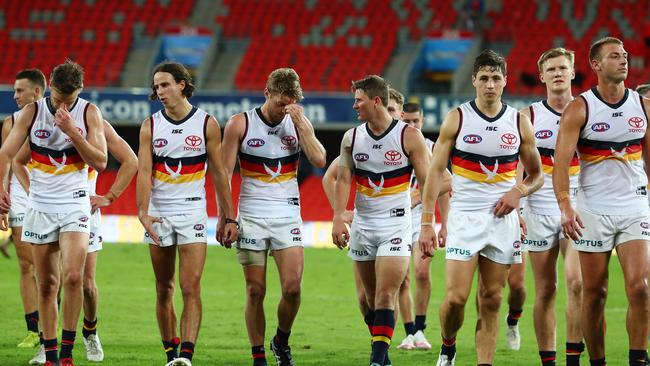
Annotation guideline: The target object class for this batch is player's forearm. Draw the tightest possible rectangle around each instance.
[0,155,10,192]
[552,154,572,208]
[333,178,351,219]
[520,169,544,196]
[136,173,152,216]
[70,134,108,171]
[322,174,336,208]
[421,165,445,215]
[438,192,450,225]
[212,167,235,219]
[11,160,30,193]
[108,161,138,198]
[296,123,326,168]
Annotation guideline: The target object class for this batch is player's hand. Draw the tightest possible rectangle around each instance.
[54,104,78,137]
[437,223,447,248]
[138,213,163,246]
[0,213,8,231]
[0,190,11,214]
[331,215,350,249]
[493,188,521,217]
[90,195,111,214]
[560,204,584,241]
[285,104,306,126]
[216,215,226,244]
[341,210,353,225]
[418,225,438,258]
[219,219,239,248]
[518,211,527,241]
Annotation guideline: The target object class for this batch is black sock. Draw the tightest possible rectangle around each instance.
[566,342,585,366]
[441,336,456,359]
[39,332,44,345]
[383,350,391,366]
[630,349,648,366]
[252,345,266,365]
[404,321,416,336]
[43,338,58,363]
[179,341,194,361]
[163,337,180,362]
[415,315,426,332]
[370,309,394,364]
[59,329,75,359]
[539,350,556,366]
[478,364,492,366]
[589,358,606,366]
[507,308,522,326]
[274,327,291,346]
[25,311,39,333]
[82,317,97,338]
[364,310,376,335]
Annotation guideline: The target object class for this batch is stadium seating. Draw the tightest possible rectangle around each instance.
[0,0,194,87]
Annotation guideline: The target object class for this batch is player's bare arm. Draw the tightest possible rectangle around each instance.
[418,109,459,257]
[553,98,587,240]
[285,104,326,168]
[331,129,354,248]
[90,121,138,213]
[403,125,430,188]
[322,156,353,224]
[136,117,162,245]
[205,116,238,247]
[641,98,650,192]
[494,113,543,217]
[12,140,31,194]
[0,103,37,212]
[56,103,107,171]
[221,113,246,182]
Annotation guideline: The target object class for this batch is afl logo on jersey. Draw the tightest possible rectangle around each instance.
[291,228,301,235]
[390,237,402,244]
[281,135,296,147]
[535,130,553,139]
[463,134,482,144]
[384,150,402,166]
[34,129,51,139]
[354,153,369,162]
[591,123,610,132]
[153,138,168,148]
[193,224,205,231]
[247,138,265,148]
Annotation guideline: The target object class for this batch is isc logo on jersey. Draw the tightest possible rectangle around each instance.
[384,150,402,166]
[500,133,518,150]
[628,117,645,133]
[184,135,203,151]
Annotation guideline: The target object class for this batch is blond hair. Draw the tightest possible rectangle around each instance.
[266,68,303,101]
[537,47,575,73]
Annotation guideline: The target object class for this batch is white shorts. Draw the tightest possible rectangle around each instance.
[143,212,208,247]
[22,207,92,244]
[445,210,522,264]
[235,216,303,251]
[88,210,103,253]
[522,209,565,252]
[572,208,650,252]
[9,196,27,228]
[348,220,412,261]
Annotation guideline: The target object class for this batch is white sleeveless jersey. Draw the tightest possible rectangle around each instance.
[576,88,648,215]
[410,138,435,224]
[9,111,28,203]
[351,120,412,228]
[525,101,580,215]
[29,97,90,213]
[237,108,301,218]
[149,106,208,216]
[451,101,520,212]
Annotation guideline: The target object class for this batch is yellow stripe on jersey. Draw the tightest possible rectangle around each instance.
[240,168,297,183]
[579,150,642,163]
[88,169,98,180]
[452,165,516,183]
[356,182,409,197]
[542,165,580,175]
[153,170,206,184]
[30,161,86,175]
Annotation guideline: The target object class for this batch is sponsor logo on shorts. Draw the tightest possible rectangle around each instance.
[384,150,402,166]
[144,232,163,242]
[390,237,402,244]
[73,190,87,199]
[153,138,168,148]
[247,138,265,147]
[446,247,471,256]
[34,129,51,139]
[463,134,482,144]
[389,246,401,251]
[90,232,95,239]
[641,222,650,229]
[79,216,89,223]
[354,153,369,162]
[195,233,205,238]
[628,116,645,133]
[637,186,647,196]
[238,237,257,245]
[185,197,202,201]
[193,224,205,231]
[292,236,302,242]
[535,130,553,139]
[287,198,299,206]
[513,240,521,249]
[523,238,548,246]
[24,231,47,240]
[591,122,610,132]
[350,248,369,256]
[390,208,405,217]
[573,239,603,247]
[291,228,301,235]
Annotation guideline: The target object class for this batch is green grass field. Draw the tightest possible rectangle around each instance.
[0,244,635,365]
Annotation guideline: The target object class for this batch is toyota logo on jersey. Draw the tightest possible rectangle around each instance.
[501,133,517,145]
[281,135,296,146]
[185,135,202,147]
[629,117,644,128]
[384,150,402,161]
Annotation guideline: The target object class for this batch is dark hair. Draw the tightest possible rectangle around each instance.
[266,68,303,101]
[589,36,623,62]
[149,61,196,100]
[351,75,389,107]
[50,59,84,95]
[636,84,650,96]
[473,49,507,76]
[402,102,422,114]
[16,69,46,92]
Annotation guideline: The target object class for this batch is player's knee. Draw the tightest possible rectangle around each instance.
[38,275,59,298]
[374,290,395,308]
[17,258,34,276]
[414,268,431,287]
[566,277,582,299]
[446,291,469,309]
[626,280,649,303]
[180,278,201,299]
[537,280,557,301]
[156,281,175,302]
[63,270,83,290]
[399,275,410,291]
[478,289,503,313]
[247,282,266,302]
[281,281,301,301]
[582,284,607,303]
